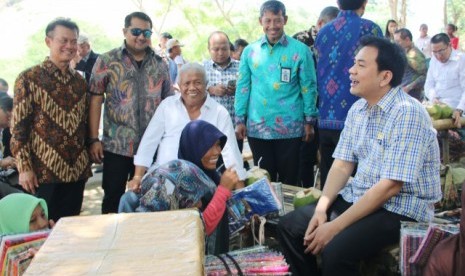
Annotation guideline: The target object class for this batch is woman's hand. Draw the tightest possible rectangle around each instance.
[127,176,142,193]
[220,167,239,191]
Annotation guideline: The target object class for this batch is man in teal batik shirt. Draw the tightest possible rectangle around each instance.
[235,0,318,185]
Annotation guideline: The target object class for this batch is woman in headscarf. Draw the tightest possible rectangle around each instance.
[119,120,239,254]
[0,193,51,235]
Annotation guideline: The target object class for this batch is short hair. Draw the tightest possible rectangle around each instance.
[0,94,13,113]
[124,12,153,29]
[177,63,208,85]
[394,28,412,41]
[447,23,458,32]
[419,23,428,30]
[359,36,406,87]
[319,6,339,24]
[45,17,79,37]
[234,39,249,50]
[160,32,172,39]
[260,0,286,18]
[431,33,450,45]
[337,0,366,11]
[0,78,7,88]
[77,33,89,44]
[207,31,231,48]
[384,19,397,38]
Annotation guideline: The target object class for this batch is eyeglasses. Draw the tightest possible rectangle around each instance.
[129,28,153,38]
[432,46,449,56]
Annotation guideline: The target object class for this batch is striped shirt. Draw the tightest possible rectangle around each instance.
[334,87,442,222]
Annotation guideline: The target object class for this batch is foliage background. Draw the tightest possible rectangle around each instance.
[0,0,463,92]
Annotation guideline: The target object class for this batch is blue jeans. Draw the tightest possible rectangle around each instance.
[118,191,141,213]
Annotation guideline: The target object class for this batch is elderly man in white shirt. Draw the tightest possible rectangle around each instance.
[425,33,465,128]
[127,63,246,192]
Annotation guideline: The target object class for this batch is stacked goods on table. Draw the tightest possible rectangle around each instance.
[0,230,50,275]
[25,210,204,275]
[400,221,459,276]
[205,245,290,276]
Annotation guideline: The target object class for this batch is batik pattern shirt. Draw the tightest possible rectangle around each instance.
[11,59,92,184]
[401,46,427,101]
[203,59,239,124]
[89,43,172,157]
[334,87,442,222]
[235,34,318,139]
[315,10,383,130]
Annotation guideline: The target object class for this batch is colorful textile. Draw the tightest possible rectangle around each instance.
[203,59,239,124]
[401,46,427,101]
[137,160,217,212]
[334,87,442,222]
[11,59,91,183]
[89,43,172,157]
[235,34,318,139]
[409,225,456,266]
[178,120,226,184]
[315,10,383,130]
[0,194,48,235]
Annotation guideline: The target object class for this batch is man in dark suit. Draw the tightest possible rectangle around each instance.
[75,34,99,84]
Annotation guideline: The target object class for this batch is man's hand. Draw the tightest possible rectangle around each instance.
[226,84,236,95]
[235,123,247,140]
[89,141,104,164]
[209,85,227,96]
[19,170,39,194]
[453,110,463,128]
[304,220,341,255]
[303,124,315,142]
[0,156,16,169]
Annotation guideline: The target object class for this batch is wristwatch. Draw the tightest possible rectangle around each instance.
[86,137,100,146]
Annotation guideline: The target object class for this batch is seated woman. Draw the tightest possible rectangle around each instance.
[119,120,240,254]
[0,193,52,235]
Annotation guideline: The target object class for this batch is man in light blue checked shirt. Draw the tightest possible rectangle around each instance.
[278,36,442,276]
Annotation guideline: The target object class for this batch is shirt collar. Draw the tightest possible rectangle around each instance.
[337,10,359,18]
[175,92,212,109]
[121,41,155,57]
[41,57,73,76]
[260,33,289,47]
[358,86,402,112]
[210,58,234,70]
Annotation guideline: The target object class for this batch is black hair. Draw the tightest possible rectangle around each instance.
[0,78,7,88]
[260,0,286,18]
[431,33,450,45]
[0,94,13,113]
[359,36,406,87]
[160,32,172,39]
[234,38,249,50]
[447,23,458,32]
[319,6,339,22]
[45,17,79,37]
[394,28,412,41]
[384,19,397,39]
[124,11,153,29]
[207,31,231,48]
[337,0,366,11]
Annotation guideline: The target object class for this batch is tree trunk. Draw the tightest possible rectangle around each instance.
[388,0,398,21]
[444,0,448,26]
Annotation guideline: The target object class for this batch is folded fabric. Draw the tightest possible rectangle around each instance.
[409,225,456,266]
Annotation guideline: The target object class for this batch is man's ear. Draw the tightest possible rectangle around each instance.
[380,70,393,87]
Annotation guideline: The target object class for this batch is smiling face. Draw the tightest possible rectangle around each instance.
[45,25,78,66]
[259,10,288,44]
[179,70,207,107]
[123,17,152,58]
[29,204,49,232]
[349,46,391,104]
[201,140,222,170]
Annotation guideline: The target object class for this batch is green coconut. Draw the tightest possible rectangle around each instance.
[245,166,271,186]
[439,104,453,119]
[425,104,441,120]
[293,187,322,209]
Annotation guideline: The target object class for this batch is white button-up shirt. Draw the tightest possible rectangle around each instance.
[134,93,247,180]
[425,50,465,111]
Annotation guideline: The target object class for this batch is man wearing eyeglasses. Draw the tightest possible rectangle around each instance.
[88,11,172,214]
[425,33,465,128]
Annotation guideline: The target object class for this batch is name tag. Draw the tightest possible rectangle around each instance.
[281,67,291,83]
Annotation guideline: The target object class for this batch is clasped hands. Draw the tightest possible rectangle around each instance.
[303,211,342,255]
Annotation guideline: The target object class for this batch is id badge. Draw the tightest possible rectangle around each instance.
[281,67,291,83]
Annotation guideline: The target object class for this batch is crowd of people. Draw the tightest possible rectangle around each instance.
[0,0,464,274]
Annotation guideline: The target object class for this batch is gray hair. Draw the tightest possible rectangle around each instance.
[177,63,208,85]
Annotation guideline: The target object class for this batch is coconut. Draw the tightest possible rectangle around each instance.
[293,187,322,209]
[245,166,271,186]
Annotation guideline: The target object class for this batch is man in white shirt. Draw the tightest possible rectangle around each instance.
[415,24,432,60]
[128,63,246,192]
[425,33,465,128]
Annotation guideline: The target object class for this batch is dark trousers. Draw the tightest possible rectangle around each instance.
[298,126,319,188]
[102,151,134,214]
[318,129,341,189]
[36,179,87,222]
[247,137,301,185]
[277,196,414,276]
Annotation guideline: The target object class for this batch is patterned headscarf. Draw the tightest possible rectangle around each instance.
[0,193,48,235]
[137,159,217,212]
[178,120,227,185]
